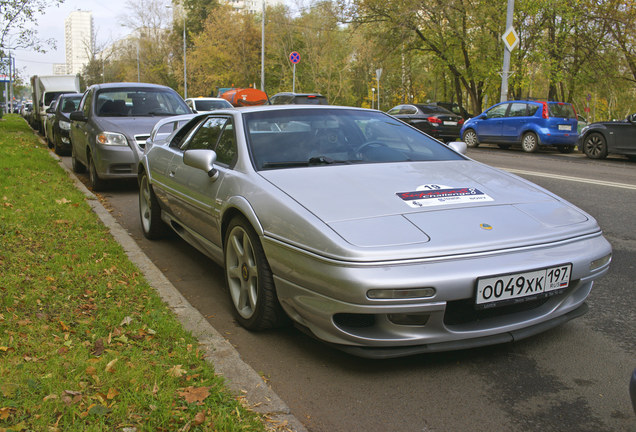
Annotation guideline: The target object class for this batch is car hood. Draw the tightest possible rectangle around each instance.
[97,116,164,138]
[259,160,597,255]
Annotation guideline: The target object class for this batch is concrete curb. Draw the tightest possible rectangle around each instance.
[52,152,307,432]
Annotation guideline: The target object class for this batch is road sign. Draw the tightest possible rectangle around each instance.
[502,27,519,51]
[289,51,300,64]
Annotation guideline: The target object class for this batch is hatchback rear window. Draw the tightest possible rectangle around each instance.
[548,103,576,118]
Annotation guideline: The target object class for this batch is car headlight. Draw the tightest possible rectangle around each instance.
[59,120,71,131]
[96,132,128,146]
[579,126,589,135]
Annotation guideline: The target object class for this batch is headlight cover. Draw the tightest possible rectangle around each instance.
[59,120,71,131]
[96,132,128,146]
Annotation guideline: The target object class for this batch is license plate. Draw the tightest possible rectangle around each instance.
[443,121,458,126]
[558,124,572,131]
[475,264,572,308]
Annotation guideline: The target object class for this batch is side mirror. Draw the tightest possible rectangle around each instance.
[478,113,487,120]
[183,149,219,180]
[46,107,55,114]
[448,141,467,155]
[69,111,87,122]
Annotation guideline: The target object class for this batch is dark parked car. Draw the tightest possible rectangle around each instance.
[578,114,636,160]
[70,82,190,191]
[269,92,328,105]
[387,104,464,142]
[460,100,578,153]
[44,93,82,155]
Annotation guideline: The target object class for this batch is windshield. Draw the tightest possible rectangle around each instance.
[195,99,232,111]
[548,102,576,118]
[244,108,464,171]
[96,88,190,117]
[60,96,82,113]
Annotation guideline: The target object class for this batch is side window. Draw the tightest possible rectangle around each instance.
[401,106,418,115]
[486,104,508,118]
[185,117,228,150]
[215,119,237,167]
[387,106,402,115]
[508,103,528,117]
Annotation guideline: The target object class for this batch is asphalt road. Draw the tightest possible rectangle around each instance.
[60,146,636,432]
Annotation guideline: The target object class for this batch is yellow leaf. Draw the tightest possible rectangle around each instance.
[105,358,118,373]
[106,388,119,400]
[167,365,186,378]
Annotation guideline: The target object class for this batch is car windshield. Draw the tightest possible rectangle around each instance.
[195,100,232,110]
[244,108,464,170]
[548,102,576,118]
[96,88,190,117]
[60,96,81,113]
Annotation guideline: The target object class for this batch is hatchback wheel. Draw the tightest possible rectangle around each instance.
[71,145,85,173]
[462,129,479,148]
[139,172,168,239]
[88,153,107,191]
[224,217,287,330]
[521,132,539,153]
[582,133,608,159]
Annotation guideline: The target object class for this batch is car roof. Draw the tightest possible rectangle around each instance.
[222,104,366,114]
[89,82,175,91]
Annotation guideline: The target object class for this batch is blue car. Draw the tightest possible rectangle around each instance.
[460,100,578,153]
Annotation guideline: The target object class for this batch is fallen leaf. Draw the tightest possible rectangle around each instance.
[0,407,14,420]
[59,321,69,331]
[106,388,119,400]
[178,386,210,404]
[152,381,159,395]
[194,410,206,425]
[167,365,186,378]
[55,198,71,204]
[119,316,133,326]
[91,339,105,356]
[105,358,118,373]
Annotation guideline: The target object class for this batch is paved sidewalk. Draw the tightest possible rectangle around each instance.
[51,151,307,432]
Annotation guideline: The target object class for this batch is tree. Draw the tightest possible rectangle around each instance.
[0,0,63,53]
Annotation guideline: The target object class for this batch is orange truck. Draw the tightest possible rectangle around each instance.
[217,87,268,107]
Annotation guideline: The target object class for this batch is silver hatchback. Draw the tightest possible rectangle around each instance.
[70,82,190,190]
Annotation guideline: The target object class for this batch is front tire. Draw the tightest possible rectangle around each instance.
[582,133,608,159]
[88,152,107,191]
[71,145,86,173]
[462,129,479,148]
[521,132,539,153]
[224,216,286,330]
[139,172,168,239]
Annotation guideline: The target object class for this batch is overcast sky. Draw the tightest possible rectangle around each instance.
[11,0,304,80]
[12,0,134,78]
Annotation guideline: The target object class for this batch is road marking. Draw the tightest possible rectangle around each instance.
[500,168,636,191]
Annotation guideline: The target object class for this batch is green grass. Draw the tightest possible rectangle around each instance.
[0,114,267,431]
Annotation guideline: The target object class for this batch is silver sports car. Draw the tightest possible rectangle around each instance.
[138,105,612,358]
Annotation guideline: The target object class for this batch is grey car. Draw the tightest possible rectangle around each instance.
[70,82,190,191]
[138,105,612,358]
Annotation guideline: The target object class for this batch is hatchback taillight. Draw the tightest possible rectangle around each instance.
[427,116,442,124]
[540,101,549,119]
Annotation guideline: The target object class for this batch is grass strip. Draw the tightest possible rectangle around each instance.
[0,114,267,431]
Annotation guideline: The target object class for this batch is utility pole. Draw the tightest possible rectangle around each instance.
[261,0,265,92]
[500,0,515,102]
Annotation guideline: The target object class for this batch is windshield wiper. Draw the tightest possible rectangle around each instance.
[308,156,351,165]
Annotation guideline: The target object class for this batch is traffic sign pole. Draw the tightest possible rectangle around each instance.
[500,0,515,103]
[289,51,300,93]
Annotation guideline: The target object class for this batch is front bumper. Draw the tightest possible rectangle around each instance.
[93,144,140,179]
[265,232,611,357]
